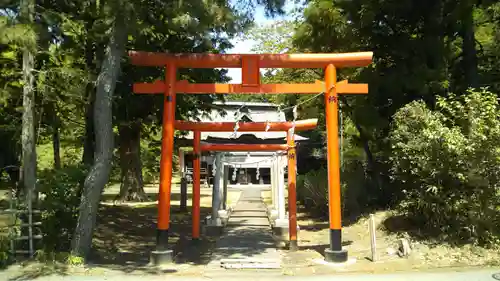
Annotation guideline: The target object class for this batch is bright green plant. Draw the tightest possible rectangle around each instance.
[389,88,500,245]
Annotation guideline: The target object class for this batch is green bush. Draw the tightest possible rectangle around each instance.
[0,236,10,268]
[297,161,370,218]
[389,88,500,245]
[297,168,329,216]
[38,165,87,252]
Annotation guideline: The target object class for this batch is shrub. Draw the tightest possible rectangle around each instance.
[297,161,371,218]
[389,88,500,245]
[297,168,329,216]
[0,236,10,268]
[38,165,87,252]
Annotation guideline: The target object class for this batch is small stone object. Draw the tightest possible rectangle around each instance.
[398,238,411,257]
[386,247,397,256]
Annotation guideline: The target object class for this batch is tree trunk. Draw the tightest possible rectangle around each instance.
[82,29,96,166]
[20,0,37,203]
[340,98,383,191]
[52,119,61,170]
[116,122,148,202]
[71,10,127,259]
[82,88,95,166]
[48,101,61,169]
[461,1,479,89]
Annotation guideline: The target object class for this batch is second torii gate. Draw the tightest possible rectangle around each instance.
[128,51,373,264]
[176,118,318,250]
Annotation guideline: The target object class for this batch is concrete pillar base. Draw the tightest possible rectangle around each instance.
[324,248,348,263]
[204,216,224,236]
[218,210,230,224]
[150,250,173,266]
[204,225,224,236]
[273,218,289,228]
[289,240,299,251]
[272,218,290,241]
[268,209,278,221]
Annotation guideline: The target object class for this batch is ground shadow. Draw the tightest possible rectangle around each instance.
[381,214,472,246]
[296,204,386,232]
[88,202,215,272]
[100,192,211,202]
[6,263,70,281]
[298,241,353,257]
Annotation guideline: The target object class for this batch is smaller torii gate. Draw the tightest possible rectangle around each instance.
[128,51,373,264]
[176,119,318,251]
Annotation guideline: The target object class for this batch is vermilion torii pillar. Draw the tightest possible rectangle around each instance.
[128,51,372,265]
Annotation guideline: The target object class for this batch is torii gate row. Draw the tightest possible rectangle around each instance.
[177,119,317,249]
[128,51,373,264]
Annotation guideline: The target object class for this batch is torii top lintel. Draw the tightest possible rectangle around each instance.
[128,51,373,69]
[128,51,373,94]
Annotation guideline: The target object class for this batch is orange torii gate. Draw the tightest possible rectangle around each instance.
[128,51,373,264]
[176,119,318,250]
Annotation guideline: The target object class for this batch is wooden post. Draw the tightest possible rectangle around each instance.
[156,64,176,251]
[271,156,276,211]
[179,149,185,177]
[287,129,298,251]
[211,152,222,225]
[192,130,201,240]
[369,214,377,262]
[324,64,348,263]
[222,165,229,210]
[277,154,286,221]
[180,177,187,212]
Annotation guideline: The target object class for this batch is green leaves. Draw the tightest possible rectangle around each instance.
[389,89,500,245]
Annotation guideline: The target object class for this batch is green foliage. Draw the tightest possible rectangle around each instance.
[297,161,373,218]
[243,19,298,53]
[38,165,87,252]
[34,250,84,265]
[389,88,500,245]
[297,168,329,216]
[0,235,11,269]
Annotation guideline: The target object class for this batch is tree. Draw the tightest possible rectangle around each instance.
[20,0,37,202]
[70,0,128,257]
[389,88,499,244]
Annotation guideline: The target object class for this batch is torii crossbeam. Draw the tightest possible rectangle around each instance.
[129,51,373,265]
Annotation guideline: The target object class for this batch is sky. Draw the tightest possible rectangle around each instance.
[225,1,297,83]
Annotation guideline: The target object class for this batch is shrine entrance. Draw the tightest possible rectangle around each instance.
[128,51,373,265]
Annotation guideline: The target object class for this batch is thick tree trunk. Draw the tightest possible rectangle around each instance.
[461,1,479,89]
[116,122,148,202]
[20,0,36,203]
[71,10,127,259]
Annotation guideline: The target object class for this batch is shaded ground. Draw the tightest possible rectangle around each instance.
[2,186,499,279]
[279,209,500,275]
[90,185,241,270]
[0,184,242,279]
[210,188,280,264]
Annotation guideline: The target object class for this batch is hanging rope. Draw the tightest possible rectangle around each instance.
[222,155,274,166]
[231,109,243,138]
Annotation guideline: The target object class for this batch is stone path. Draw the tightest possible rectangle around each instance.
[210,188,281,269]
